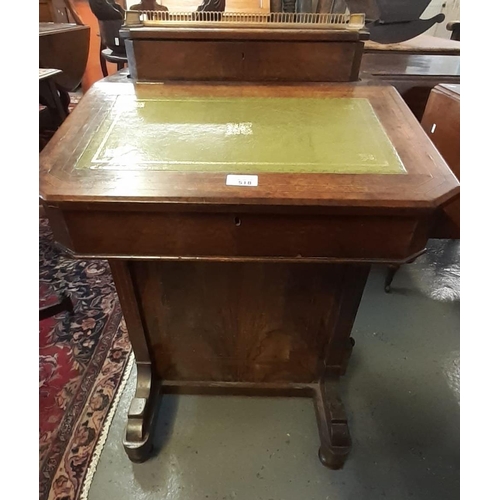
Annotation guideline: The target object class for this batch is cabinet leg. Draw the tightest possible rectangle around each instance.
[313,378,351,470]
[123,363,160,463]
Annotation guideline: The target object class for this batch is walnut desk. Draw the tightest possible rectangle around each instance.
[39,79,459,469]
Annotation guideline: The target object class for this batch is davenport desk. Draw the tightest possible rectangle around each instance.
[39,13,459,471]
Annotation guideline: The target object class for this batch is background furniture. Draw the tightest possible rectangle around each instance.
[131,0,269,13]
[40,0,83,23]
[39,68,67,130]
[40,0,54,21]
[422,83,460,241]
[364,34,460,55]
[39,22,91,94]
[421,84,460,181]
[129,1,169,10]
[361,34,459,120]
[88,0,128,77]
[98,19,128,76]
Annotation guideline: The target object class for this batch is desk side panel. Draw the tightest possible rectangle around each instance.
[131,261,348,383]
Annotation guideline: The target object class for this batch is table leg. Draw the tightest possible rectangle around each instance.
[57,85,71,116]
[314,379,351,469]
[124,363,161,463]
[39,78,68,126]
[109,260,161,463]
[315,265,369,468]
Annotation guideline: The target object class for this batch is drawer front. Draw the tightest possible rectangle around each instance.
[51,209,430,262]
[130,40,361,82]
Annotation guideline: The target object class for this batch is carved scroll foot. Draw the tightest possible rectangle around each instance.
[313,378,351,470]
[123,363,160,463]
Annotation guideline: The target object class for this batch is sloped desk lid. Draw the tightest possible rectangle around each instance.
[40,81,458,212]
[76,95,405,175]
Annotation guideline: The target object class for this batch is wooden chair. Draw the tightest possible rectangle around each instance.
[88,0,128,77]
[98,19,128,77]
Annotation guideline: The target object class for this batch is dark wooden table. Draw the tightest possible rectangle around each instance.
[39,22,90,92]
[364,34,460,56]
[39,68,67,126]
[361,35,460,120]
[39,77,458,469]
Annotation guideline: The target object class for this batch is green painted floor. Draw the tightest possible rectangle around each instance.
[87,240,459,500]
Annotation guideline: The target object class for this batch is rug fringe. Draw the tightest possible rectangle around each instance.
[79,352,135,500]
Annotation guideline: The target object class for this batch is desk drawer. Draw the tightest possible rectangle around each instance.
[52,209,429,262]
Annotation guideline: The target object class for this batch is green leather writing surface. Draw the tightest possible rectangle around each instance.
[77,96,406,174]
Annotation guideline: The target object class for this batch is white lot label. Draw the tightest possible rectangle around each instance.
[226,175,259,187]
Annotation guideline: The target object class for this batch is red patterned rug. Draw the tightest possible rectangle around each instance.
[39,218,132,500]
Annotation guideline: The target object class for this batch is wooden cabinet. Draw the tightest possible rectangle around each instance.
[39,23,90,92]
[421,83,460,180]
[421,83,459,238]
